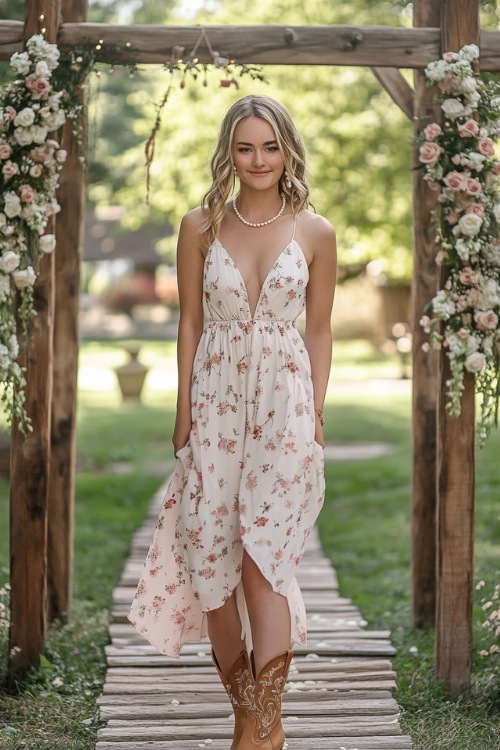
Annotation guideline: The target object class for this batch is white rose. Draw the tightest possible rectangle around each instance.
[12,266,36,290]
[464,351,486,373]
[56,149,67,163]
[493,204,500,223]
[13,127,34,147]
[14,107,36,128]
[10,51,30,75]
[31,125,48,145]
[39,234,56,254]
[0,214,6,231]
[35,60,50,78]
[3,193,22,218]
[458,213,483,236]
[466,91,481,108]
[0,250,20,273]
[466,334,480,354]
[29,164,43,178]
[425,59,449,82]
[460,76,477,94]
[461,152,485,171]
[441,98,467,120]
[459,44,480,63]
[0,274,10,302]
[9,333,19,359]
[484,277,500,307]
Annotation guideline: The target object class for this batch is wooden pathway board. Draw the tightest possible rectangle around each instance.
[97,479,413,749]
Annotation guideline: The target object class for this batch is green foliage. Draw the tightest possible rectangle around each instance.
[84,0,414,276]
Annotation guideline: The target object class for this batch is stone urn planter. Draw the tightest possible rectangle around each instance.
[115,346,149,402]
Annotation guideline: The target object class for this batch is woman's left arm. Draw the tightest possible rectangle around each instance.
[304,217,337,446]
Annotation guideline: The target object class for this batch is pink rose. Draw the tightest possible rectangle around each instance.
[2,161,19,180]
[474,310,498,331]
[445,211,460,225]
[0,141,12,159]
[25,74,52,101]
[478,138,495,157]
[29,145,47,163]
[465,177,482,196]
[19,184,36,203]
[443,52,455,62]
[438,73,461,94]
[459,267,481,286]
[458,119,479,137]
[424,123,442,141]
[491,162,500,175]
[457,328,469,339]
[466,203,485,217]
[444,171,466,191]
[419,141,442,165]
[3,106,16,124]
[29,164,43,178]
[451,154,461,165]
[423,173,440,190]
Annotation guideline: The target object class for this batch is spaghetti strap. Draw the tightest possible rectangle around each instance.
[291,215,298,242]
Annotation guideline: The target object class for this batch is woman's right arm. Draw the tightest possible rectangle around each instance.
[172,209,206,455]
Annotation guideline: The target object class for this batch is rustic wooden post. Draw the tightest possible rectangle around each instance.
[436,0,479,693]
[8,0,61,677]
[47,0,88,624]
[410,0,441,630]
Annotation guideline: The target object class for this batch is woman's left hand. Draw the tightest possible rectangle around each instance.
[314,411,325,447]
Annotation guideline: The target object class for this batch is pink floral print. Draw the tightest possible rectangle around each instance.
[129,231,325,657]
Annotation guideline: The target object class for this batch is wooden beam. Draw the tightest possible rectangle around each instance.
[410,0,440,631]
[371,67,414,120]
[436,0,478,695]
[8,0,61,678]
[47,0,88,624]
[1,22,499,69]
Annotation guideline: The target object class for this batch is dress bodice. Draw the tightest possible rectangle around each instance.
[203,238,309,322]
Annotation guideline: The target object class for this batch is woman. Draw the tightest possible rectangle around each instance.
[129,94,337,750]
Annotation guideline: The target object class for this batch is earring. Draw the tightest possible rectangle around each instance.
[233,165,238,175]
[285,170,292,189]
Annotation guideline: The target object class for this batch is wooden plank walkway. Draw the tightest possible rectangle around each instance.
[97,479,414,750]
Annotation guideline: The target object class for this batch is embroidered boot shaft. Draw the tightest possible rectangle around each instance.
[212,649,253,750]
[235,650,293,750]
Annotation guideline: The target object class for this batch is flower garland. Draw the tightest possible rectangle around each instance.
[417,44,500,445]
[0,35,71,434]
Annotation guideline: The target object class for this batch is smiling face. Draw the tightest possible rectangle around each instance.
[232,116,285,191]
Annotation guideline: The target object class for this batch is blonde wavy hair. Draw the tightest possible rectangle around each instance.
[201,95,310,244]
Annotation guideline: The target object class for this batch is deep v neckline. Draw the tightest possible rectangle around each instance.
[215,238,293,319]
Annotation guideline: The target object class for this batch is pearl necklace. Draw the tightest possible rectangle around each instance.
[232,195,286,228]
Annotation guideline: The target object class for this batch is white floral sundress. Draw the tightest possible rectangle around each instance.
[129,220,325,656]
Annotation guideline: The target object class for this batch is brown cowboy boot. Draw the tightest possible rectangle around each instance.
[212,649,253,750]
[235,650,293,750]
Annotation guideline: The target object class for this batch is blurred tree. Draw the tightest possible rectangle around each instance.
[4,0,486,278]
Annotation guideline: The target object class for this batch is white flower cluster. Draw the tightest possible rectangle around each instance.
[418,45,500,444]
[0,35,68,432]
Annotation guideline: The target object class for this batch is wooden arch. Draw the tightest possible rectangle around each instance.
[2,0,499,693]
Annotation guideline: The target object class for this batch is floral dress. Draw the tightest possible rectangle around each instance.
[129,221,325,656]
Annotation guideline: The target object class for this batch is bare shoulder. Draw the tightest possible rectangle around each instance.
[178,206,209,255]
[296,209,336,263]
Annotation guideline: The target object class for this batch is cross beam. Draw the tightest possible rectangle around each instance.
[1,21,500,69]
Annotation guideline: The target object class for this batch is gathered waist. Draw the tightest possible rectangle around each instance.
[204,319,296,332]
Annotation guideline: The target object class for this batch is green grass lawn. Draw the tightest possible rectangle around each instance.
[0,339,499,749]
